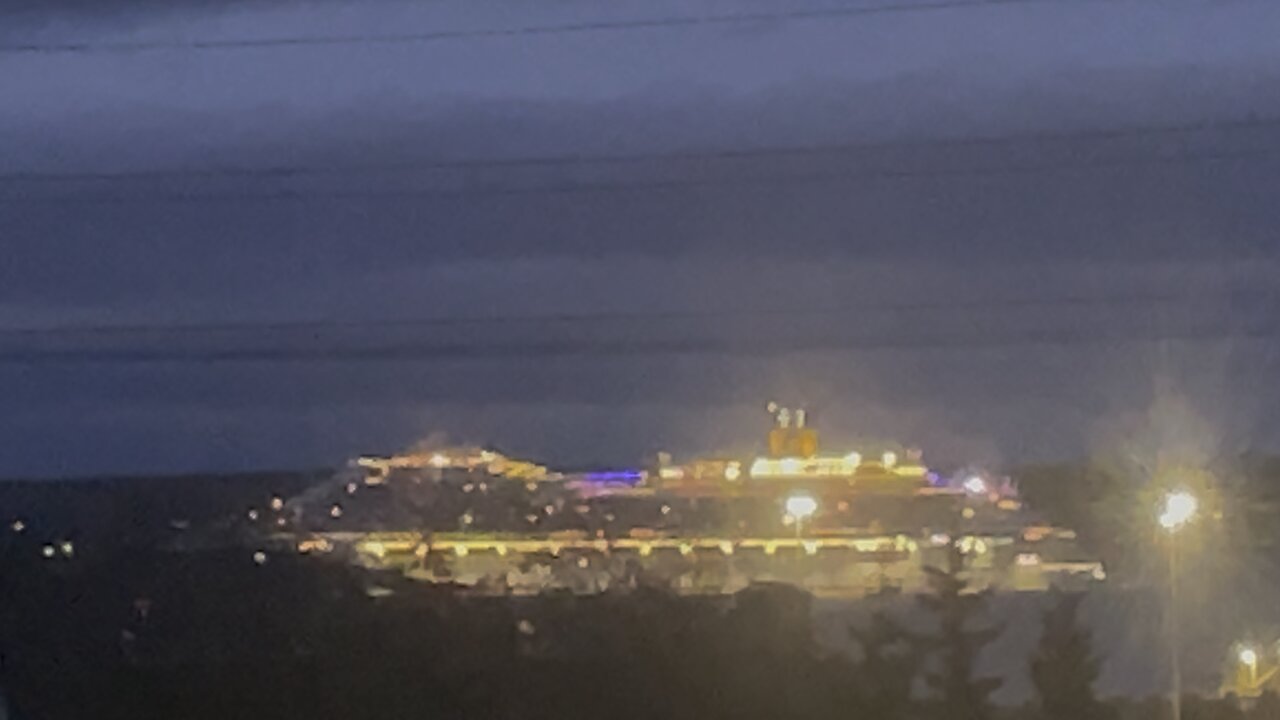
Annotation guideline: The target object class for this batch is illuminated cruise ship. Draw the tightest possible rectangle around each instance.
[271,405,1103,598]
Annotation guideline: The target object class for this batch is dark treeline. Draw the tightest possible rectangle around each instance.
[1,536,1274,720]
[0,470,321,548]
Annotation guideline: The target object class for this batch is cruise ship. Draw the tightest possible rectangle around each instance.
[268,405,1104,597]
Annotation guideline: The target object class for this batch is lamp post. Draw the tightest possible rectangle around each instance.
[785,494,818,540]
[1240,647,1259,693]
[1159,491,1198,720]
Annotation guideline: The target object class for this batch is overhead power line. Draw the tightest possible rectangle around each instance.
[5,288,1265,339]
[0,0,1047,55]
[4,145,1276,205]
[6,115,1279,185]
[2,323,1275,365]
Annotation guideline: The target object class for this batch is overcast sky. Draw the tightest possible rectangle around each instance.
[2,0,1279,477]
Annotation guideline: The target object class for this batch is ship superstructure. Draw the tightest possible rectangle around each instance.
[266,407,1102,597]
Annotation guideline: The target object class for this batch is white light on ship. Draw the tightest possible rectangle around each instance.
[723,463,742,481]
[784,494,818,521]
[963,476,987,495]
[882,451,897,468]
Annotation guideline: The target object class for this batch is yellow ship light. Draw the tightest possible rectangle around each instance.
[749,451,925,479]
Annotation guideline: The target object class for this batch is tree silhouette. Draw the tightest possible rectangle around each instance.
[917,543,1001,720]
[1253,692,1280,720]
[851,610,919,720]
[1030,589,1112,720]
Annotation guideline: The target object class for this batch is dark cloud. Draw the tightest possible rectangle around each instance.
[2,0,1279,475]
[5,75,1280,312]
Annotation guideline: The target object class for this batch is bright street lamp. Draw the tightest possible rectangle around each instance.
[1240,647,1259,689]
[1159,491,1198,532]
[1158,490,1198,720]
[785,494,818,539]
